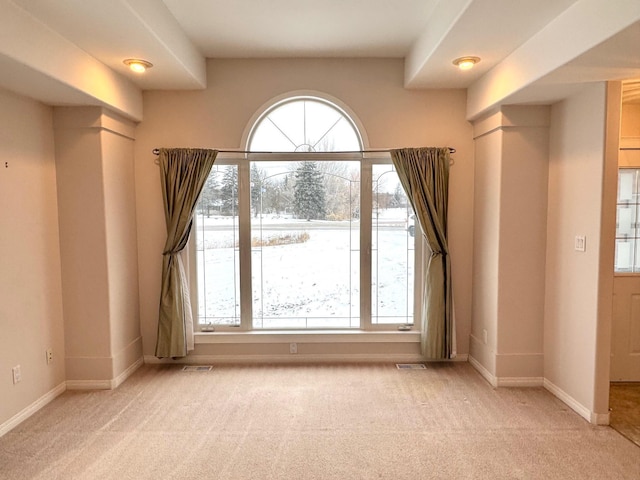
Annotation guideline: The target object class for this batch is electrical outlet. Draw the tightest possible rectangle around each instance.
[46,349,53,365]
[12,365,21,384]
[289,342,298,354]
[482,329,488,345]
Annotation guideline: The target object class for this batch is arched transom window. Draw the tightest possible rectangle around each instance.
[249,97,361,152]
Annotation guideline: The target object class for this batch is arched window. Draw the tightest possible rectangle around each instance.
[194,94,420,332]
[248,97,362,152]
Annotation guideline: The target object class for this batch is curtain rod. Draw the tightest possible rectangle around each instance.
[151,147,456,156]
[621,147,640,151]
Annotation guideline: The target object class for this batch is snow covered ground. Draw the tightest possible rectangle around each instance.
[195,208,415,329]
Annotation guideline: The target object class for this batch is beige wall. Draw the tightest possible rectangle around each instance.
[102,123,143,377]
[0,89,65,426]
[135,58,474,358]
[544,83,613,420]
[54,107,142,385]
[469,86,617,421]
[54,111,111,376]
[470,106,549,381]
[470,129,501,375]
[1,96,142,431]
[498,121,549,377]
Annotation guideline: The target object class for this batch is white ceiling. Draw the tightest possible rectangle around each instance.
[164,0,441,58]
[1,0,639,120]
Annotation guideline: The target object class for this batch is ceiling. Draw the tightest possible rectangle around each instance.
[163,0,441,59]
[1,0,639,120]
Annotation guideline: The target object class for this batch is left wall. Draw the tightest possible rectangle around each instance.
[0,89,66,428]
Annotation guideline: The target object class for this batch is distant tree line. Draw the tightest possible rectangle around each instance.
[198,161,405,220]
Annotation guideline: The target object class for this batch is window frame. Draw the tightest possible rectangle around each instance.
[189,152,424,332]
[245,94,365,154]
[190,94,423,333]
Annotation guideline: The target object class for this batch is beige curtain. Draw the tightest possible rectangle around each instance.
[390,147,453,359]
[155,148,217,358]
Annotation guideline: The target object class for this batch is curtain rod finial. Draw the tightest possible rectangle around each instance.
[152,148,160,155]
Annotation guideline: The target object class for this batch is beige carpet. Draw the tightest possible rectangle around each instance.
[1,362,640,479]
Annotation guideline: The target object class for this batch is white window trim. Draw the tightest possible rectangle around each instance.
[189,152,424,333]
[194,330,421,344]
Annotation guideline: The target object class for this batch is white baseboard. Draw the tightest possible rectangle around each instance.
[66,356,144,390]
[145,353,469,365]
[543,378,609,425]
[0,359,144,436]
[469,355,497,387]
[543,378,591,423]
[423,354,608,424]
[468,355,543,387]
[112,357,144,388]
[469,357,608,425]
[591,411,611,426]
[0,382,66,438]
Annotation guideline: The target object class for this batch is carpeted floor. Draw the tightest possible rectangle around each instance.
[610,382,640,447]
[1,362,640,479]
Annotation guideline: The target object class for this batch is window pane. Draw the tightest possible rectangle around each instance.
[616,169,640,274]
[371,165,415,324]
[617,205,636,238]
[618,170,636,202]
[250,161,360,328]
[250,98,360,152]
[615,239,634,272]
[195,165,240,327]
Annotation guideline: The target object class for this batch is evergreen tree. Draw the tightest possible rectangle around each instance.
[294,162,326,220]
[219,166,238,215]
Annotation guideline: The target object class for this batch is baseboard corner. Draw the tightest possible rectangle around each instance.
[112,356,144,389]
[591,411,610,426]
[468,354,497,387]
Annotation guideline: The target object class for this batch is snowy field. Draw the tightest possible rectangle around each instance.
[195,208,415,329]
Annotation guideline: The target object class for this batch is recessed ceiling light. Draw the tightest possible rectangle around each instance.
[452,56,481,71]
[123,59,153,73]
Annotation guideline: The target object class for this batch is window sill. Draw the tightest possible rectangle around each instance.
[195,330,420,344]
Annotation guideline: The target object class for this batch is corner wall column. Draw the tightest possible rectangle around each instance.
[54,107,143,388]
[470,105,550,385]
